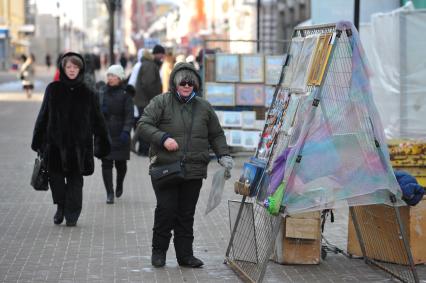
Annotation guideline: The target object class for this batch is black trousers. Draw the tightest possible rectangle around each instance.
[49,171,84,222]
[101,159,127,189]
[151,178,202,259]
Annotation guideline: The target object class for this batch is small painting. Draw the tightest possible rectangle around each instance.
[235,84,265,106]
[222,111,242,128]
[265,55,286,85]
[215,54,240,82]
[205,82,235,106]
[242,131,261,148]
[242,111,256,129]
[240,54,264,83]
[230,130,243,146]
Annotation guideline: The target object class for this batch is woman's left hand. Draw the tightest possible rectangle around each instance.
[164,137,179,152]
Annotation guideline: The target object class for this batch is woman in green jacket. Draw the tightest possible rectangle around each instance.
[138,62,234,268]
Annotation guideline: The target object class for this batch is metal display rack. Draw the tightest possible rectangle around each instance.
[224,23,419,283]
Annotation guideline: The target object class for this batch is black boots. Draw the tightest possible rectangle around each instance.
[115,183,123,198]
[102,168,114,204]
[177,256,204,268]
[151,250,166,267]
[53,205,64,225]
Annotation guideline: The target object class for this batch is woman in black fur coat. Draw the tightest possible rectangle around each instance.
[31,52,111,227]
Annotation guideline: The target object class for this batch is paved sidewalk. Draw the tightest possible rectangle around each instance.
[0,98,425,282]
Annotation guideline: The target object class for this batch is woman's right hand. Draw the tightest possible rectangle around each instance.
[163,138,179,152]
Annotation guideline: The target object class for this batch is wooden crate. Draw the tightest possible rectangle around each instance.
[347,197,426,265]
[273,211,321,265]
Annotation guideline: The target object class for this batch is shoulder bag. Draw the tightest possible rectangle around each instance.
[30,150,49,191]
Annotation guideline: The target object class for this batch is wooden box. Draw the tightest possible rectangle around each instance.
[273,211,321,264]
[347,197,426,265]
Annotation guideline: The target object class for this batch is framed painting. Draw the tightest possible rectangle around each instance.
[242,111,256,129]
[240,54,264,83]
[215,53,240,82]
[265,55,286,85]
[307,32,333,86]
[242,131,261,149]
[229,130,243,147]
[205,82,235,106]
[235,84,265,106]
[222,111,242,128]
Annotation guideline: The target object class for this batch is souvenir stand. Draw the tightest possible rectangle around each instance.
[224,22,419,283]
[201,39,288,152]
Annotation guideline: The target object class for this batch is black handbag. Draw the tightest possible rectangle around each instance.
[30,152,49,191]
[149,103,195,187]
[149,160,184,183]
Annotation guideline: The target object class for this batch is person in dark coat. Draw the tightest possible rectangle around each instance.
[98,65,134,204]
[137,62,234,268]
[31,52,111,227]
[133,50,162,156]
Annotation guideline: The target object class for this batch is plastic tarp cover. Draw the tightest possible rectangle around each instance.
[365,3,426,139]
[271,22,403,215]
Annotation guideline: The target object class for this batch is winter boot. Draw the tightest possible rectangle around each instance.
[102,168,114,204]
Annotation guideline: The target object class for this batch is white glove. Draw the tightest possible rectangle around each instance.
[219,155,234,170]
[219,156,234,180]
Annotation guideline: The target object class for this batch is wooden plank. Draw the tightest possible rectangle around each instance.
[285,218,319,240]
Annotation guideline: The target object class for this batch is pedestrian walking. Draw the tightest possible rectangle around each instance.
[98,65,134,204]
[45,53,52,70]
[152,44,166,70]
[19,54,35,99]
[137,62,234,268]
[132,49,162,156]
[31,52,111,227]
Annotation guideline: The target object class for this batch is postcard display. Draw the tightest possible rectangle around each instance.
[205,53,286,149]
[224,22,414,283]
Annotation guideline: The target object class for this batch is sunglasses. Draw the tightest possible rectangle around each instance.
[179,80,194,87]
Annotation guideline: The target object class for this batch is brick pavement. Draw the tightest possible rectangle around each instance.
[0,97,425,282]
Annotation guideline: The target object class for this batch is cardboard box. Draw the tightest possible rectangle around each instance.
[273,211,321,265]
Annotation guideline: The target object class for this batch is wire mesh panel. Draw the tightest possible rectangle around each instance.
[226,198,281,282]
[350,205,419,283]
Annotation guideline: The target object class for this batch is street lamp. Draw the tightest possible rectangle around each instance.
[104,0,121,65]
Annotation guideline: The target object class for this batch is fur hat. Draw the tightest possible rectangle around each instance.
[152,44,165,55]
[106,64,125,80]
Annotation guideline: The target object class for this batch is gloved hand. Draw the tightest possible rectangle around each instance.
[219,155,234,180]
[120,131,130,144]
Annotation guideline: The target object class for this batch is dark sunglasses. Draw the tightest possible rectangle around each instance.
[179,80,194,87]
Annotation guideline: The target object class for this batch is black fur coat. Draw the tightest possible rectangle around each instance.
[31,52,110,175]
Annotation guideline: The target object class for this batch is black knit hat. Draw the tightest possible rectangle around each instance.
[152,44,165,55]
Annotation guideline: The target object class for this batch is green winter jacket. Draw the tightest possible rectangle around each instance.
[138,63,229,179]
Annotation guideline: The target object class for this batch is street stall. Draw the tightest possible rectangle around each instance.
[224,22,420,283]
[200,40,288,152]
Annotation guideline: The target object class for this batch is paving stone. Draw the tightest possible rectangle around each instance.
[0,97,425,283]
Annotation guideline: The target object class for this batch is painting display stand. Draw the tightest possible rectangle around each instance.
[224,23,419,283]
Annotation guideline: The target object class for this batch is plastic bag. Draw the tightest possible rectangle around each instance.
[205,167,226,215]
